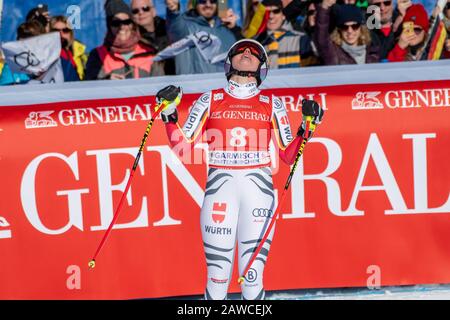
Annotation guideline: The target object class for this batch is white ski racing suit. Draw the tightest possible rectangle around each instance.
[164,80,305,300]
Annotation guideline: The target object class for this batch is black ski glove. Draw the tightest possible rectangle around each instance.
[297,99,324,138]
[156,85,182,123]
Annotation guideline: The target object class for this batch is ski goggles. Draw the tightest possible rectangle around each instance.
[230,42,266,62]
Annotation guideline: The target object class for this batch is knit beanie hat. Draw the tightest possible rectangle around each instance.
[335,4,364,26]
[403,4,429,33]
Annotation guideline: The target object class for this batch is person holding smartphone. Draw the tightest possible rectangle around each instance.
[387,3,429,62]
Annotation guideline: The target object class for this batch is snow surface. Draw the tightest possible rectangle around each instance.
[266,285,450,300]
[170,285,450,300]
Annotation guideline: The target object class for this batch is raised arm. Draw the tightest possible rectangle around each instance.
[157,85,210,159]
[314,0,339,65]
[271,97,324,165]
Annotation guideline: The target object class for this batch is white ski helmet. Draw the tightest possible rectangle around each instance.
[224,39,269,87]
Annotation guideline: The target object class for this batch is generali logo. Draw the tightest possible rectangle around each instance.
[352,92,383,110]
[352,88,450,110]
[25,111,58,129]
[24,104,154,129]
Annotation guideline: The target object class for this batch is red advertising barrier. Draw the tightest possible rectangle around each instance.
[0,80,449,299]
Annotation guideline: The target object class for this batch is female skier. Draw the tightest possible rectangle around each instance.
[156,39,324,300]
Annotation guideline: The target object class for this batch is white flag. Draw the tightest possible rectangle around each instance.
[153,31,225,64]
[1,32,64,83]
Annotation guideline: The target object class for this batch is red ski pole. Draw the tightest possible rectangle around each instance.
[88,101,167,270]
[238,118,314,284]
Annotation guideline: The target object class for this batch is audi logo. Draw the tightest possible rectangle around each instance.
[14,50,41,70]
[193,32,212,49]
[252,208,273,217]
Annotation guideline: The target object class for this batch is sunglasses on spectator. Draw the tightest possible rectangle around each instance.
[197,0,218,4]
[267,8,282,14]
[111,18,134,27]
[52,27,72,33]
[339,23,361,31]
[132,6,152,15]
[372,1,392,7]
[413,27,424,34]
[307,9,316,16]
[446,3,450,10]
[231,43,265,62]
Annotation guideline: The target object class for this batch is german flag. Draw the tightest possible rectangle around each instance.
[243,3,270,39]
[425,16,448,60]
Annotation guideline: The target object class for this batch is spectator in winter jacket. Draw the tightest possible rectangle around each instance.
[256,0,319,67]
[50,16,88,80]
[387,4,429,62]
[131,0,175,75]
[366,0,404,61]
[165,0,240,75]
[314,0,379,65]
[85,0,164,80]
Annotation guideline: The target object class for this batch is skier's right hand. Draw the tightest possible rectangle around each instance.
[156,85,182,121]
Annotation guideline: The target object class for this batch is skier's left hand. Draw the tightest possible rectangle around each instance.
[297,99,324,139]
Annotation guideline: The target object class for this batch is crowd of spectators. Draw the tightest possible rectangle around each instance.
[0,0,449,85]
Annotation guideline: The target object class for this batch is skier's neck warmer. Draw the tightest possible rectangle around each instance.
[225,80,260,99]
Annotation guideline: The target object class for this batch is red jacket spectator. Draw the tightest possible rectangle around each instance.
[387,4,429,62]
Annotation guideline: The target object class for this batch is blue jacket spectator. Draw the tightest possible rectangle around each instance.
[165,0,240,75]
[0,63,31,85]
[1,56,79,85]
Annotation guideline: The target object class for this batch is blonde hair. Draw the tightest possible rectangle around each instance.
[330,25,372,46]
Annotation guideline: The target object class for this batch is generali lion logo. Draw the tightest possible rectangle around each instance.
[25,111,58,129]
[352,92,384,110]
[212,202,227,224]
